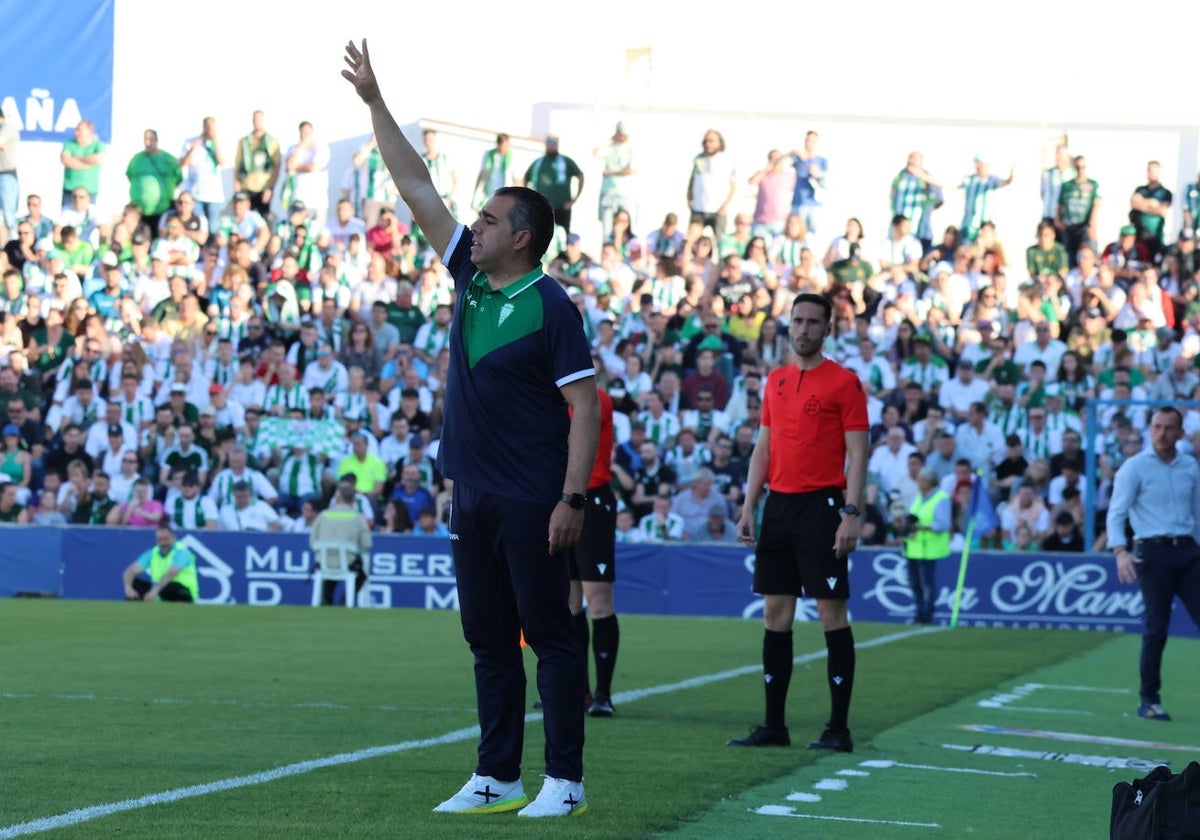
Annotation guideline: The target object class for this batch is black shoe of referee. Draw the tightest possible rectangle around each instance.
[807,726,853,752]
[587,692,615,717]
[727,725,790,747]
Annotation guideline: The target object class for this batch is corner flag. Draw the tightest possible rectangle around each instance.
[950,473,999,627]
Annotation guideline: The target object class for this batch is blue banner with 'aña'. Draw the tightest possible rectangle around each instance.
[0,0,114,142]
[0,525,1190,638]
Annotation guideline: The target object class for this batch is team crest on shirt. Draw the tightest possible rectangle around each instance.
[498,302,514,325]
[804,397,821,415]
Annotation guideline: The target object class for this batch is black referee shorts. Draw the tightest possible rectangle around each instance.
[753,488,850,600]
[567,485,617,583]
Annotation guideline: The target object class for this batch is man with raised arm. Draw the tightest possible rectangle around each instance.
[343,39,600,819]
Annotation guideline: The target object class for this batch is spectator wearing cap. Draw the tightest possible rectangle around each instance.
[302,343,349,395]
[90,414,137,477]
[218,479,283,532]
[689,498,738,543]
[523,133,585,233]
[225,190,270,253]
[162,381,200,427]
[1102,224,1150,283]
[547,233,594,289]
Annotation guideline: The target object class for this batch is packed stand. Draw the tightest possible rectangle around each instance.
[0,113,1195,547]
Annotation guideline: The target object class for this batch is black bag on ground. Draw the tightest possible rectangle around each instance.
[1111,761,1200,839]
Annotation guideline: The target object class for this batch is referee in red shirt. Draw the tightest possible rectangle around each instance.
[728,293,869,751]
[566,386,620,717]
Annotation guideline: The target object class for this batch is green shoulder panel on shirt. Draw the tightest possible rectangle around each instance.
[462,269,545,369]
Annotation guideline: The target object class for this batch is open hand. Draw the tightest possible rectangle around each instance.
[342,39,381,104]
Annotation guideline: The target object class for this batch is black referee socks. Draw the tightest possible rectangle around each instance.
[763,628,794,730]
[825,626,856,731]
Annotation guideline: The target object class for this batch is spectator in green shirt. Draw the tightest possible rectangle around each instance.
[126,129,182,235]
[60,119,105,208]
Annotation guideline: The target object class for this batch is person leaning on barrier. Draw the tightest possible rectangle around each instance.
[309,476,372,606]
[121,523,198,602]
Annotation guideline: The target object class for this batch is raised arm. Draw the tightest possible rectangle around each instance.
[342,39,456,255]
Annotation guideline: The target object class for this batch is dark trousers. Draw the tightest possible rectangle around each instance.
[1063,223,1092,268]
[553,206,573,234]
[130,577,193,602]
[1136,541,1200,704]
[906,557,939,624]
[689,210,726,242]
[321,558,366,606]
[451,482,585,782]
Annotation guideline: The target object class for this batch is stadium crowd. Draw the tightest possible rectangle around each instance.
[0,111,1197,549]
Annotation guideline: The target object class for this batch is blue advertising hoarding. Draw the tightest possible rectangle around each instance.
[0,0,115,142]
[0,525,1190,638]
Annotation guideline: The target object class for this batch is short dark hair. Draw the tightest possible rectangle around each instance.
[1153,406,1184,426]
[792,293,832,322]
[493,186,555,264]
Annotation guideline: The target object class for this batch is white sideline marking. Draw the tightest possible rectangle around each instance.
[750,806,939,827]
[942,743,1168,773]
[836,769,870,776]
[0,691,473,715]
[0,626,936,838]
[860,759,1036,778]
[976,682,1130,715]
[813,778,848,791]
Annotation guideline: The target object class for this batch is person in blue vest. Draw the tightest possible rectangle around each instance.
[121,524,198,603]
[904,468,952,624]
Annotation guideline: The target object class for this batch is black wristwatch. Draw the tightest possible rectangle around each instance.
[838,504,861,518]
[561,492,587,510]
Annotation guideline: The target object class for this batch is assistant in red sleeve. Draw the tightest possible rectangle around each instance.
[565,387,620,717]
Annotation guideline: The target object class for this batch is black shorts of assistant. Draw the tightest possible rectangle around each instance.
[753,488,850,600]
[567,484,618,583]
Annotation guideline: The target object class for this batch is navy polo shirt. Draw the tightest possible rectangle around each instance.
[437,225,594,502]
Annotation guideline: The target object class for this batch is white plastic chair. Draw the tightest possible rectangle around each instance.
[310,541,366,607]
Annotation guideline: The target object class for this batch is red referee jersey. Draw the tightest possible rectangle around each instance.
[568,387,615,490]
[761,359,868,493]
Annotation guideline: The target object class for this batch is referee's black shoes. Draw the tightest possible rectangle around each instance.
[727,725,791,747]
[807,726,854,752]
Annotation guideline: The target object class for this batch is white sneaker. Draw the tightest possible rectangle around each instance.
[432,773,527,814]
[517,776,588,818]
